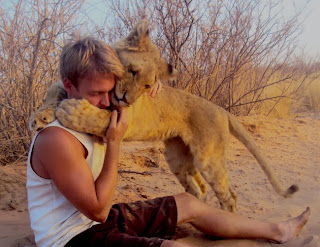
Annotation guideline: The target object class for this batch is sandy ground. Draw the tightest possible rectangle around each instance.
[0,112,319,247]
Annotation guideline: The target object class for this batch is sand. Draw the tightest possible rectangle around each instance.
[0,112,319,247]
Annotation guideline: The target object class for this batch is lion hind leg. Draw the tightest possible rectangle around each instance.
[196,153,237,212]
[188,169,207,200]
[164,137,207,199]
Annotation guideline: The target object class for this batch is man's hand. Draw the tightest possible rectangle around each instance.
[105,107,129,145]
[149,80,162,97]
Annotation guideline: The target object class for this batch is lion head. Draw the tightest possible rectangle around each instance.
[111,19,177,107]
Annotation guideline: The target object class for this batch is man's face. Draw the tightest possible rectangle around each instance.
[66,74,116,109]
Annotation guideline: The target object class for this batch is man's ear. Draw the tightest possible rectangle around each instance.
[62,78,75,95]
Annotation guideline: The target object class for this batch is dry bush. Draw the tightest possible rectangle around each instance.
[237,62,320,117]
[1,0,319,165]
[99,0,318,116]
[0,0,85,165]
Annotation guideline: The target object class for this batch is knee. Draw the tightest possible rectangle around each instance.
[174,192,202,224]
[175,192,198,203]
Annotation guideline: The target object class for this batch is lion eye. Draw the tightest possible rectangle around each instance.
[129,69,137,77]
[43,117,47,121]
[145,84,151,89]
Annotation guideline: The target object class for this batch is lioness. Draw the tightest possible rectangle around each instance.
[29,20,298,212]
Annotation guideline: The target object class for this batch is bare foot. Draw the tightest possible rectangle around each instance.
[276,207,311,244]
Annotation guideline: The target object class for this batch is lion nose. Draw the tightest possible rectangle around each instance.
[114,91,129,105]
[122,92,128,104]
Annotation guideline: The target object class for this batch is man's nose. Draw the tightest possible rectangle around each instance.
[100,93,110,107]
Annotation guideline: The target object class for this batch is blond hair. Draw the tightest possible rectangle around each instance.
[60,37,124,87]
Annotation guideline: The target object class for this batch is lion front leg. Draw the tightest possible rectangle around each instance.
[45,81,67,104]
[56,99,111,137]
[29,104,56,131]
[29,81,67,131]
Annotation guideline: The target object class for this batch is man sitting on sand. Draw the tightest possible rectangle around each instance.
[27,36,310,247]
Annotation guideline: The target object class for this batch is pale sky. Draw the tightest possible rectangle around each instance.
[299,0,320,58]
[83,0,320,60]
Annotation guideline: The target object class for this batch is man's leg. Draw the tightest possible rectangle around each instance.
[173,192,310,244]
[161,240,192,247]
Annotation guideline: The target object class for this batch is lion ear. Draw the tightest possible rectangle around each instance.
[158,59,178,81]
[126,19,151,50]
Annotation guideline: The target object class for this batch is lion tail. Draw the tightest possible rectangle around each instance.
[227,112,298,198]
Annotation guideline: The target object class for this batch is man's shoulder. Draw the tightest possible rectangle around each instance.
[45,120,94,144]
[32,126,88,165]
[35,126,80,150]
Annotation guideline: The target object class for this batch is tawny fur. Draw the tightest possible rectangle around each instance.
[29,20,298,212]
[29,81,67,131]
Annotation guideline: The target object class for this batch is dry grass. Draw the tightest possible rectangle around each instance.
[300,78,320,113]
[0,0,85,166]
[248,75,320,118]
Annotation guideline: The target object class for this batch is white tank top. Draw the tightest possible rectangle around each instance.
[27,120,106,247]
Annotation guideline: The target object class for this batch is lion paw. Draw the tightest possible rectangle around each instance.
[29,107,56,131]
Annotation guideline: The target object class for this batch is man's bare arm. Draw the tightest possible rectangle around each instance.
[92,108,129,220]
[33,108,128,222]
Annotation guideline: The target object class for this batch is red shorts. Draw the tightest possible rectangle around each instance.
[65,196,177,247]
